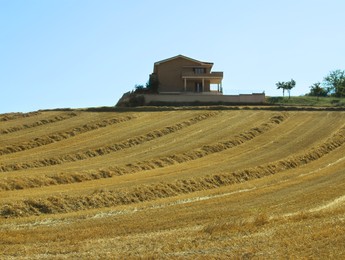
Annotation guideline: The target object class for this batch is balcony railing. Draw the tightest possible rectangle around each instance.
[181,71,223,78]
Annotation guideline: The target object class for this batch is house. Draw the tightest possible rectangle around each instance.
[116,55,265,106]
[150,55,223,94]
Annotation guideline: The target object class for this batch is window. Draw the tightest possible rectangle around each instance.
[194,68,206,74]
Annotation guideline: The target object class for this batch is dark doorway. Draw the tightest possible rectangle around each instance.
[195,82,202,92]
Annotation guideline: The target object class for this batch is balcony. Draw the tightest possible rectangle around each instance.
[182,71,223,85]
[181,71,223,78]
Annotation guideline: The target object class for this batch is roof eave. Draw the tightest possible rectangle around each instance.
[154,55,213,67]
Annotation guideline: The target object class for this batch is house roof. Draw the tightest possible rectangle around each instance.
[154,55,213,67]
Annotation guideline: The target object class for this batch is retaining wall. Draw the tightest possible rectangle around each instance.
[141,93,265,105]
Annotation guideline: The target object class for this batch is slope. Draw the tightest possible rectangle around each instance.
[1,108,345,258]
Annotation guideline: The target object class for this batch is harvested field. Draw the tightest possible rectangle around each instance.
[1,108,345,259]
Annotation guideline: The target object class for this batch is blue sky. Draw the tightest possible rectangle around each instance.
[1,0,344,113]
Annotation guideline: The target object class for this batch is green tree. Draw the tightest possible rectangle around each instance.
[276,81,286,97]
[308,82,328,99]
[146,74,159,93]
[276,79,296,99]
[286,79,296,99]
[323,70,345,97]
[135,84,144,90]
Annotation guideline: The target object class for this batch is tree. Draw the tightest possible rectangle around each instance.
[323,70,345,97]
[276,79,296,99]
[286,79,296,99]
[276,81,286,97]
[135,84,144,90]
[146,74,159,93]
[308,82,328,99]
[133,75,159,94]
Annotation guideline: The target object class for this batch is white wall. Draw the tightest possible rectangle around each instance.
[142,93,265,104]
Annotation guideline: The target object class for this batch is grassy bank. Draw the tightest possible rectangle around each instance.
[267,96,345,107]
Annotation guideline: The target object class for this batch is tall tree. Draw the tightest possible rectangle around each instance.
[276,81,286,97]
[309,82,328,99]
[276,79,296,99]
[323,70,345,97]
[286,79,296,99]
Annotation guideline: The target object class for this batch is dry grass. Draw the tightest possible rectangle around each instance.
[0,112,77,134]
[0,115,135,155]
[0,113,286,190]
[1,108,345,258]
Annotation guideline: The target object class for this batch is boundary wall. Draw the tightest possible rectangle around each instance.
[141,93,265,105]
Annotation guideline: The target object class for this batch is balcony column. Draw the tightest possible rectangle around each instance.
[202,78,205,92]
[184,78,187,92]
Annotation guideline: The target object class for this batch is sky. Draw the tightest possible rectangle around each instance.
[1,0,344,113]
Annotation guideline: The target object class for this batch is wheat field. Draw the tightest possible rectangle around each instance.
[1,107,345,259]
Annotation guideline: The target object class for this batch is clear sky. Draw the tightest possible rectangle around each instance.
[1,0,344,113]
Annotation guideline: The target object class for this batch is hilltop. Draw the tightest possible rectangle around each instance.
[1,107,345,258]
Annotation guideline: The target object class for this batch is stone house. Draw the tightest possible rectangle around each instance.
[150,55,223,94]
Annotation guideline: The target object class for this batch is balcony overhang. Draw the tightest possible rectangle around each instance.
[182,71,223,84]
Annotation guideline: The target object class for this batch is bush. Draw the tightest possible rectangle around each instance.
[267,97,284,104]
[128,95,145,107]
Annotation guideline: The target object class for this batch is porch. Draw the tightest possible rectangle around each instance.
[181,71,223,93]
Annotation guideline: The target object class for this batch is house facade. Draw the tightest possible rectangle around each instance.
[116,55,266,106]
[150,55,223,94]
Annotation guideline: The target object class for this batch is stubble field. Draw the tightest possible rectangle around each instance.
[1,107,345,259]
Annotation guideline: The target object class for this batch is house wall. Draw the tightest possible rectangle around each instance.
[155,57,210,93]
